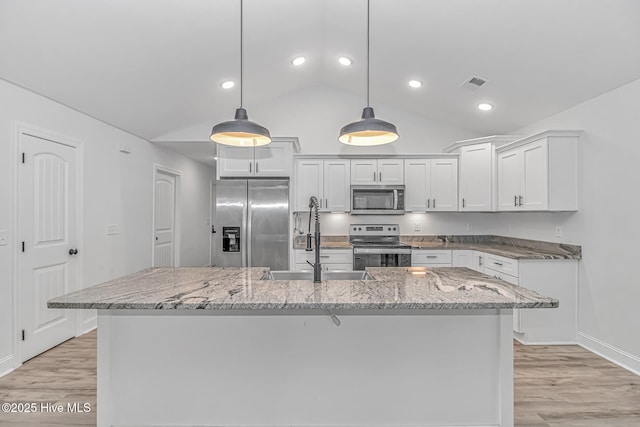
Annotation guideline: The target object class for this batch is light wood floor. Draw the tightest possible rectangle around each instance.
[1,331,639,426]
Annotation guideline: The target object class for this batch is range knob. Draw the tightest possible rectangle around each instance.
[393,227,397,231]
[358,227,362,231]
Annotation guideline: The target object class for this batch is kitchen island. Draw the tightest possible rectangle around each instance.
[49,267,557,427]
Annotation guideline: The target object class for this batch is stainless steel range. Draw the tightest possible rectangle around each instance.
[350,224,411,270]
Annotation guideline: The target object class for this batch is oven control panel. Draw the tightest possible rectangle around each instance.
[350,224,400,236]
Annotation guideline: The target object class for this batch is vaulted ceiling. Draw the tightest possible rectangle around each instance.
[2,0,640,144]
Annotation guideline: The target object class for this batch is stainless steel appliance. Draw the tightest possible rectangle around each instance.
[215,180,289,270]
[351,185,405,215]
[350,224,411,270]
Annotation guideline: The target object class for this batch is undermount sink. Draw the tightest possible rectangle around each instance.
[262,270,374,281]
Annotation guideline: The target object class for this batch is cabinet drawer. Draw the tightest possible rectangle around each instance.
[484,254,518,277]
[484,267,519,286]
[411,250,452,266]
[295,249,353,264]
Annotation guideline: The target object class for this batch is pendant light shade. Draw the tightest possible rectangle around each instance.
[338,106,399,145]
[339,0,398,146]
[210,0,271,147]
[211,107,271,146]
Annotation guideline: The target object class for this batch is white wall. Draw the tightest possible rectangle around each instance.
[505,78,640,372]
[0,79,215,376]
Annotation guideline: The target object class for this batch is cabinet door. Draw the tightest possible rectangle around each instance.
[324,160,350,212]
[217,146,254,178]
[404,159,429,211]
[452,250,474,268]
[497,150,522,211]
[521,139,548,210]
[350,160,378,184]
[459,143,493,211]
[254,142,292,177]
[295,160,323,211]
[378,159,404,184]
[430,159,458,211]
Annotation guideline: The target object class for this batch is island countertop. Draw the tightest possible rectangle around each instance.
[48,267,558,311]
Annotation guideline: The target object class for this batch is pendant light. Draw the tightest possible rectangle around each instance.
[210,0,271,146]
[339,0,398,146]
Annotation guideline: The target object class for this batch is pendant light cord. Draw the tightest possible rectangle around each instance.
[366,0,370,107]
[240,0,244,108]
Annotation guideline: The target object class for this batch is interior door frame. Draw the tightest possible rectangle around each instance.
[152,164,182,267]
[10,122,84,369]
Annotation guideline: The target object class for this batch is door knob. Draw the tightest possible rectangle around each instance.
[68,248,78,255]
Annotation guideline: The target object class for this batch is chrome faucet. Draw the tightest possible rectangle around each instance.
[305,196,321,283]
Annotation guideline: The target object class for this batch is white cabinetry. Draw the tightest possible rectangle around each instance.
[443,135,520,212]
[218,141,293,179]
[481,253,578,344]
[497,130,580,211]
[294,249,353,271]
[351,159,404,185]
[404,158,458,211]
[295,159,350,212]
[452,250,485,273]
[411,249,452,267]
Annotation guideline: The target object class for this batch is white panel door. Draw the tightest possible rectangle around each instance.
[217,146,254,177]
[323,160,350,212]
[430,159,458,211]
[377,159,404,184]
[154,171,176,267]
[459,143,493,211]
[521,140,549,210]
[295,160,323,211]
[19,133,77,361]
[350,160,377,185]
[497,150,522,211]
[404,159,429,211]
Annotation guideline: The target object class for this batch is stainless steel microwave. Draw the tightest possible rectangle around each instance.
[351,185,405,215]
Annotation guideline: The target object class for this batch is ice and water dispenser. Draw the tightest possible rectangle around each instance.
[222,227,241,252]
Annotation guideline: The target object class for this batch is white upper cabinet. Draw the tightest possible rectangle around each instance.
[295,159,350,212]
[350,159,403,185]
[404,158,458,211]
[459,143,493,211]
[497,131,579,211]
[218,141,293,179]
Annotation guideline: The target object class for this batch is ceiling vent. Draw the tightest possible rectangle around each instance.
[460,76,488,91]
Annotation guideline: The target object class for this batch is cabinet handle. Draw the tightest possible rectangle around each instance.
[514,195,518,207]
[249,162,252,173]
[478,256,483,266]
[462,198,465,208]
[319,198,323,208]
[433,199,436,208]
[326,198,328,208]
[494,262,503,266]
[373,171,376,181]
[426,255,437,259]
[379,172,382,182]
[427,198,430,208]
[518,195,523,206]
[256,162,259,173]
[320,255,330,258]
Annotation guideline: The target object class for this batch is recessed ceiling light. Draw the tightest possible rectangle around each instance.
[291,56,306,66]
[408,80,423,88]
[338,56,352,66]
[220,80,235,89]
[478,103,493,111]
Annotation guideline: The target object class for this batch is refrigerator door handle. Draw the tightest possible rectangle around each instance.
[246,201,252,267]
[241,201,248,267]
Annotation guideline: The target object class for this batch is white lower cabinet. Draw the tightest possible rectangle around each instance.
[294,249,353,271]
[411,250,452,267]
[480,252,577,344]
[452,250,485,273]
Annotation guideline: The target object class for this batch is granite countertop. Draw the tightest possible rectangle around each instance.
[293,235,581,260]
[48,267,557,311]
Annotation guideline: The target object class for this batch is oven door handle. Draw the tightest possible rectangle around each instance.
[353,247,412,255]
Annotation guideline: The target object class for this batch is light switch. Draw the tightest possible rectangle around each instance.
[0,230,7,246]
[106,224,120,235]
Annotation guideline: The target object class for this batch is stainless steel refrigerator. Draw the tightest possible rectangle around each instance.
[214,180,289,270]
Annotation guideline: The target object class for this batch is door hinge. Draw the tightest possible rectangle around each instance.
[21,330,25,341]
[21,241,25,252]
[21,152,25,164]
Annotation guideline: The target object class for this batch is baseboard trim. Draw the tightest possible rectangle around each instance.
[514,336,577,346]
[0,354,17,378]
[578,332,640,376]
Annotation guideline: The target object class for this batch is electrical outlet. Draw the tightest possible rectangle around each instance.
[466,223,472,231]
[555,226,562,237]
[106,224,120,235]
[413,222,421,231]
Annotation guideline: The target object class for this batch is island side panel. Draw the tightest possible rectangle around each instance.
[98,309,513,427]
